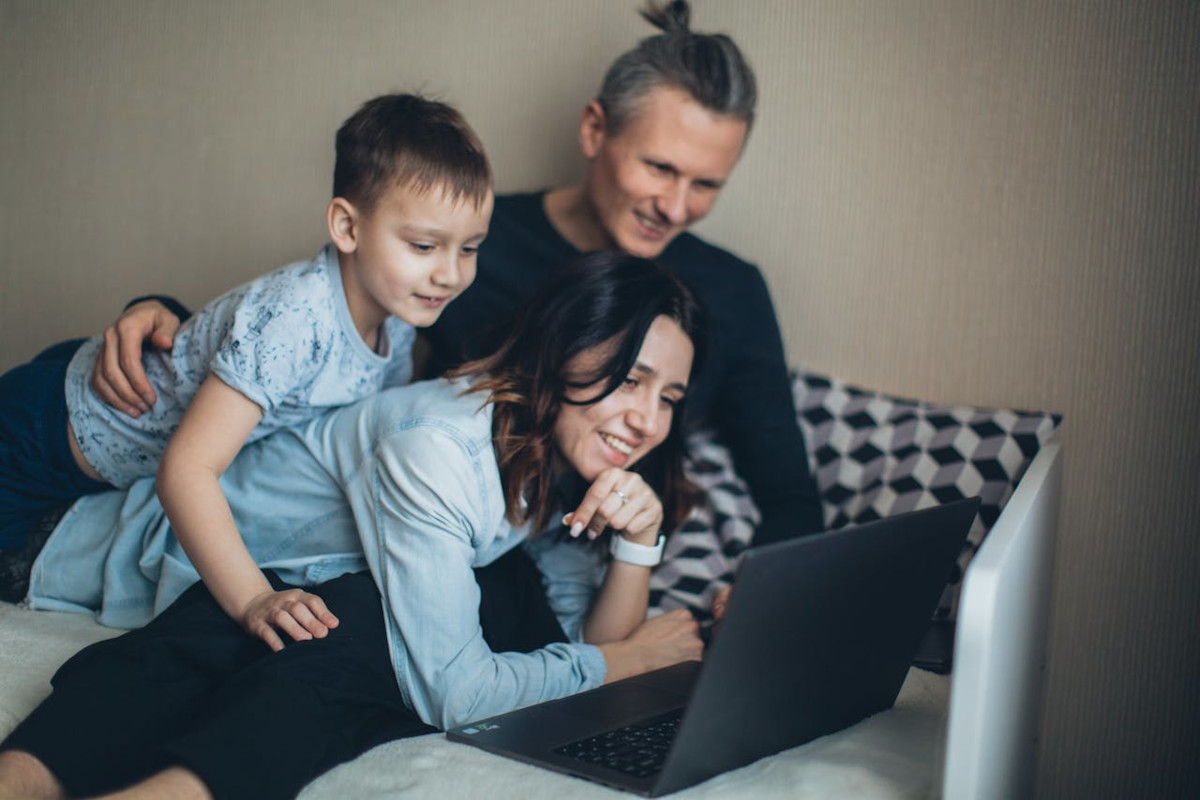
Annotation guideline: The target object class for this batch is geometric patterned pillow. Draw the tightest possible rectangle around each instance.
[648,430,759,622]
[793,369,1063,619]
[647,368,1062,624]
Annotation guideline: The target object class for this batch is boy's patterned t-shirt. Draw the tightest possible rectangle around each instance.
[64,244,414,488]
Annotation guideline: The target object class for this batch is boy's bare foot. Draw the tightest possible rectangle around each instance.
[100,766,213,800]
[0,750,66,800]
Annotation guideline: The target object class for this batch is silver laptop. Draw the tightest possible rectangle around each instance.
[447,497,980,796]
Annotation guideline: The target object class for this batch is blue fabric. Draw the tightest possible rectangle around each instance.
[426,191,823,546]
[0,339,108,549]
[35,377,607,729]
[64,245,415,488]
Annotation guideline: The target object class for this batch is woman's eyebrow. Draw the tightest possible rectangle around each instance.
[633,362,687,394]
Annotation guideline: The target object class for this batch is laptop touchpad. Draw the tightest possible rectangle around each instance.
[549,682,687,724]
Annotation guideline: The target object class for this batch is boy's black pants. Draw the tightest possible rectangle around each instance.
[1,547,566,800]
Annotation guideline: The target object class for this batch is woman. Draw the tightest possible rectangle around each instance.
[0,252,706,800]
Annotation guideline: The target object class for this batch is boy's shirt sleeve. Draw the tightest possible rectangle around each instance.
[208,300,330,415]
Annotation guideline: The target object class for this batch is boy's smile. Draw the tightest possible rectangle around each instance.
[332,182,493,342]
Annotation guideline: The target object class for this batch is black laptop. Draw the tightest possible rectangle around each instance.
[447,497,980,797]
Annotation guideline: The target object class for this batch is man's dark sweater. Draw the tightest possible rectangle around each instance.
[426,192,823,546]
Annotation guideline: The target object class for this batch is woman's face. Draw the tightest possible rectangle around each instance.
[579,86,747,259]
[553,315,694,482]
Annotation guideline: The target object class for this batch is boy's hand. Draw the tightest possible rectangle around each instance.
[91,299,181,417]
[240,588,340,652]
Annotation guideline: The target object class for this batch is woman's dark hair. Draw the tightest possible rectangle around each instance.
[597,1,757,135]
[452,251,707,538]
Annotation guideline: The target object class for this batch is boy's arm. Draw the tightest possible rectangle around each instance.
[156,374,338,651]
[92,297,189,417]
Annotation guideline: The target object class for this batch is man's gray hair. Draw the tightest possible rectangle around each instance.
[596,1,757,135]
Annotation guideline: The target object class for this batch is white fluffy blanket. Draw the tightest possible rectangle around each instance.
[0,602,947,799]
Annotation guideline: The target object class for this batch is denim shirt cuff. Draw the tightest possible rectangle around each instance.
[577,643,608,688]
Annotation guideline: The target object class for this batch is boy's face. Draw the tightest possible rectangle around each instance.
[334,182,493,334]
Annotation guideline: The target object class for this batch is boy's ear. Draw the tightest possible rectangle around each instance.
[578,101,608,161]
[327,197,360,254]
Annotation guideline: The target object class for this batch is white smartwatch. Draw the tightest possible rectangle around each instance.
[609,532,666,567]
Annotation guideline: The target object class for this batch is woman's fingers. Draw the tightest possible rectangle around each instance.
[567,469,662,542]
[566,469,623,538]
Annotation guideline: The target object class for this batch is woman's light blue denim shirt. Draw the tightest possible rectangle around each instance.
[31,377,607,729]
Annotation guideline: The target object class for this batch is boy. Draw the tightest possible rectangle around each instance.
[0,93,493,650]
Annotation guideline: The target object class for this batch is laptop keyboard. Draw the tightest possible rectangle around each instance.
[553,710,684,779]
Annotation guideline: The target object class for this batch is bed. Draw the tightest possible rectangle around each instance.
[0,371,1062,798]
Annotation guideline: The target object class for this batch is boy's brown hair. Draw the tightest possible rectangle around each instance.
[333,93,492,211]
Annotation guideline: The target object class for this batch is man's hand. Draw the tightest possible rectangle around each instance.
[90,299,181,417]
[240,588,340,653]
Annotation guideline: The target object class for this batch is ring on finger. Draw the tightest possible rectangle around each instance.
[615,489,630,505]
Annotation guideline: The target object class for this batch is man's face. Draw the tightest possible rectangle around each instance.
[580,87,748,258]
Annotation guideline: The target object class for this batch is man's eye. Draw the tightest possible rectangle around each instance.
[462,245,480,256]
[410,242,435,254]
[661,395,679,408]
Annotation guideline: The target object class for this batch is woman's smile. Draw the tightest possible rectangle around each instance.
[554,315,693,482]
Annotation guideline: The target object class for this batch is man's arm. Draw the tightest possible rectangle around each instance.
[91,296,191,416]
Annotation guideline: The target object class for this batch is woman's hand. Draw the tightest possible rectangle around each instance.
[240,588,340,652]
[564,467,663,545]
[90,299,181,417]
[597,609,703,684]
[574,468,666,644]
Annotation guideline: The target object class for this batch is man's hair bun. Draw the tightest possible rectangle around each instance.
[640,1,691,34]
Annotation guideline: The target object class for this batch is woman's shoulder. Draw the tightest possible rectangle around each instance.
[368,377,495,454]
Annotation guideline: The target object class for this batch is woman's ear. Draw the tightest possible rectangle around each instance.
[327,197,359,254]
[578,101,608,160]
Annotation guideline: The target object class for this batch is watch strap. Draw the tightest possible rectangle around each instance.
[609,532,666,567]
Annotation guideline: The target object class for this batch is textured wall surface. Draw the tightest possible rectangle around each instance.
[1,2,1197,797]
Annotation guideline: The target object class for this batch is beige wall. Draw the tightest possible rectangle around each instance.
[2,2,1197,796]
